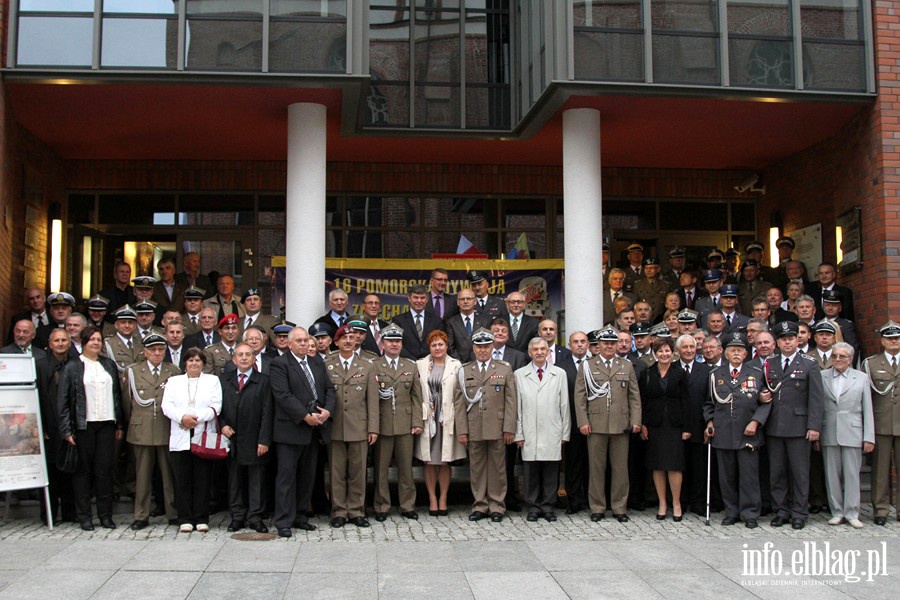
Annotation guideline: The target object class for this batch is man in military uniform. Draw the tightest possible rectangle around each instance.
[324,324,379,528]
[632,257,670,320]
[622,242,644,293]
[861,320,900,525]
[179,286,206,337]
[203,313,240,375]
[134,300,164,340]
[574,326,642,523]
[373,324,424,521]
[86,294,116,338]
[122,334,180,530]
[764,320,824,529]
[240,288,280,342]
[718,284,749,335]
[104,305,143,374]
[661,247,686,288]
[36,292,76,349]
[695,270,724,318]
[348,317,380,361]
[738,260,773,315]
[455,328,517,522]
[469,270,508,321]
[820,290,860,358]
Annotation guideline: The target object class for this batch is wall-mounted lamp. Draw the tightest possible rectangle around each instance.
[769,210,783,268]
[49,203,62,292]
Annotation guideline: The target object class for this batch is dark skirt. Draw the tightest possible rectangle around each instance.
[645,422,686,472]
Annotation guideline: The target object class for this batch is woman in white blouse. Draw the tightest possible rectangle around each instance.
[161,347,222,533]
[58,326,125,531]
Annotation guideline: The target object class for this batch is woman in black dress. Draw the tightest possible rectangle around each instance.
[639,338,691,521]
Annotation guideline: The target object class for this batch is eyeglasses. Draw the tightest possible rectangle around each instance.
[832,354,852,360]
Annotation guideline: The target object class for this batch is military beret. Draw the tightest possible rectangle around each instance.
[626,242,644,253]
[642,257,659,266]
[596,326,619,342]
[630,322,652,337]
[381,323,404,340]
[113,304,137,320]
[724,332,749,349]
[813,321,837,334]
[821,289,843,303]
[776,236,795,250]
[184,286,206,300]
[720,284,739,297]
[333,324,355,342]
[241,288,261,302]
[217,314,239,328]
[471,327,494,345]
[879,320,900,338]
[467,270,487,284]
[47,292,76,307]
[774,320,799,338]
[86,294,110,310]
[131,276,157,289]
[141,333,166,347]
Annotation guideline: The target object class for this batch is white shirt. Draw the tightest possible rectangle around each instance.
[492,346,505,361]
[81,356,115,422]
[832,368,848,397]
[163,282,175,301]
[168,345,181,365]
[532,361,548,375]
[117,332,135,347]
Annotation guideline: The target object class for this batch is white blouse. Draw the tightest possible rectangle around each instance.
[81,356,115,422]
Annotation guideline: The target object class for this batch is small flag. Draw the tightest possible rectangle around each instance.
[506,233,529,260]
[456,235,481,256]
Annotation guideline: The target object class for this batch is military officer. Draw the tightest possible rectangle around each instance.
[134,300,164,340]
[122,333,180,530]
[861,320,900,525]
[104,305,143,374]
[622,242,645,293]
[632,257,670,320]
[467,270,508,322]
[764,320,824,530]
[372,324,424,521]
[203,313,240,375]
[455,328,517,522]
[86,294,116,338]
[324,324,379,528]
[704,333,772,528]
[574,326,642,523]
[180,286,206,337]
[239,288,281,342]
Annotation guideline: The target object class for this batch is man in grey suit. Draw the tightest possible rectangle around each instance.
[820,343,874,529]
[602,268,637,328]
[764,321,825,530]
[1,319,46,360]
[446,289,491,362]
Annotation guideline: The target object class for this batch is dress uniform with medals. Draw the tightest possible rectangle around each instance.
[861,320,900,525]
[454,328,517,522]
[574,326,642,522]
[104,305,144,374]
[372,324,424,520]
[203,314,240,376]
[704,333,772,528]
[122,334,180,529]
[764,320,824,529]
[324,324,379,528]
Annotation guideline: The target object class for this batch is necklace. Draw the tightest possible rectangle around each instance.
[187,375,200,409]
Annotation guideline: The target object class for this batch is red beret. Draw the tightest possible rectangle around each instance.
[218,313,239,328]
[333,324,355,342]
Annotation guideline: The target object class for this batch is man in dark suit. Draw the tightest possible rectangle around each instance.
[603,268,638,326]
[469,270,508,321]
[242,325,275,375]
[424,267,457,320]
[490,319,528,371]
[391,285,443,360]
[313,288,352,340]
[163,321,187,371]
[561,330,592,513]
[505,291,539,353]
[446,289,491,362]
[269,326,335,537]
[183,307,220,351]
[538,319,571,367]
[805,262,855,322]
[174,251,213,297]
[151,258,187,313]
[1,319,46,360]
[676,267,707,312]
[99,261,137,319]
[6,287,48,345]
[360,294,389,356]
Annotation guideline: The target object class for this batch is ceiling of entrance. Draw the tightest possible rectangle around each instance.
[4,81,866,170]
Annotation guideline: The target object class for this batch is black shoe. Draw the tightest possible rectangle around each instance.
[673,515,683,523]
[874,516,887,526]
[249,521,270,534]
[168,519,179,526]
[80,521,94,531]
[438,509,448,516]
[770,515,788,527]
[791,519,806,530]
[590,513,604,522]
[130,520,149,531]
[809,505,822,514]
[352,516,370,528]
[227,520,245,532]
[656,513,666,521]
[401,511,418,520]
[490,512,503,523]
[506,502,522,512]
[277,527,292,538]
[100,518,116,529]
[294,521,315,531]
[722,517,738,526]
[468,511,487,522]
[149,507,164,518]
[612,513,630,523]
[429,510,439,517]
[745,519,759,529]
[526,512,540,522]
[544,513,557,522]
[565,506,582,515]
[374,512,388,522]
[330,517,346,528]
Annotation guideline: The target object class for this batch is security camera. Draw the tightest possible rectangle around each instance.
[734,174,765,194]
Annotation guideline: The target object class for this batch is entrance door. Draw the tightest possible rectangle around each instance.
[177,233,256,294]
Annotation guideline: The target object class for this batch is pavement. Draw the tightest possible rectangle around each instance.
[0,500,897,599]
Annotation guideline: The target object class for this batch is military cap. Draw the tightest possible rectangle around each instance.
[134,300,158,313]
[822,289,844,304]
[48,292,76,307]
[471,327,494,345]
[602,243,610,252]
[774,320,800,338]
[348,317,369,332]
[141,333,166,347]
[381,323,404,340]
[649,324,671,338]
[741,259,760,269]
[184,286,206,300]
[626,242,644,253]
[720,284,739,297]
[878,320,900,338]
[725,248,740,258]
[241,288,261,302]
[724,332,749,349]
[467,270,487,284]
[668,247,686,258]
[274,321,297,336]
[333,323,354,342]
[642,257,659,266]
[813,321,837,335]
[745,241,765,254]
[706,248,725,262]
[86,294,110,310]
[131,276,157,289]
[217,313,239,329]
[701,269,722,282]
[677,309,699,323]
[306,322,331,337]
[596,326,619,342]
[776,236,795,250]
[630,322,652,337]
[113,304,137,320]
[587,330,603,344]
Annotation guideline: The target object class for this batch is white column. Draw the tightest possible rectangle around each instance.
[286,103,327,328]
[563,109,604,335]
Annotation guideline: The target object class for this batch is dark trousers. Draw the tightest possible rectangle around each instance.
[505,444,520,504]
[42,440,75,523]
[524,460,560,514]
[310,433,330,515]
[717,447,761,522]
[170,450,212,525]
[684,441,722,513]
[227,458,266,524]
[808,445,828,508]
[274,442,318,529]
[73,421,116,523]
[627,433,648,508]
[768,435,811,520]
[564,425,589,510]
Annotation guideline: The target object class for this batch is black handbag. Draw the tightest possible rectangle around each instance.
[56,442,77,474]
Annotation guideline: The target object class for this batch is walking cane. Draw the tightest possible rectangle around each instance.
[705,428,713,526]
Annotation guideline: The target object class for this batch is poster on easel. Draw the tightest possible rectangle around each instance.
[0,355,48,493]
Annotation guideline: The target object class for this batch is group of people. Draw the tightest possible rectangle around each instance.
[1,238,895,537]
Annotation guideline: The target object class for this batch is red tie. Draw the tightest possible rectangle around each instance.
[238,373,246,391]
[537,367,543,381]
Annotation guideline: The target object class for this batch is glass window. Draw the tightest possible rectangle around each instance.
[269,21,346,72]
[68,194,95,225]
[103,0,177,14]
[600,200,656,230]
[574,31,644,81]
[727,0,790,37]
[728,0,793,87]
[346,197,384,228]
[186,1,263,17]
[21,0,93,10]
[18,17,93,66]
[652,0,719,85]
[800,0,861,40]
[185,20,263,70]
[271,0,347,17]
[98,194,175,224]
[731,203,755,230]
[369,8,411,82]
[178,195,253,226]
[414,85,461,127]
[259,195,286,225]
[102,18,174,68]
[659,201,727,230]
[414,11,460,83]
[573,0,641,28]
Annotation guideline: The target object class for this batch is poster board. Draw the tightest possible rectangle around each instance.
[0,355,48,493]
[787,223,822,273]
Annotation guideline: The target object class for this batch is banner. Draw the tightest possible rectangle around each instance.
[272,258,565,324]
[0,355,48,493]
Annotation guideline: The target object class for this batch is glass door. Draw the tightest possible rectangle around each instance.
[177,233,256,297]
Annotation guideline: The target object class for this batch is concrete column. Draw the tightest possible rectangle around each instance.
[563,109,604,335]
[286,103,327,328]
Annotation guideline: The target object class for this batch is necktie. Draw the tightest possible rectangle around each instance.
[726,314,732,327]
[537,367,543,381]
[390,359,397,371]
[686,291,693,307]
[152,366,159,382]
[605,360,611,370]
[465,316,472,336]
[245,317,253,329]
[205,334,212,347]
[547,351,553,365]
[685,364,691,376]
[299,360,318,400]
[434,295,443,319]
[338,315,346,327]
[481,362,487,374]
[834,372,844,397]
[172,350,179,365]
[24,346,31,356]
[238,373,246,391]
[784,358,790,371]
[191,316,198,325]
[127,339,133,350]
[511,317,519,340]
[892,357,897,373]
[479,299,485,311]
[576,359,582,368]
[228,346,234,356]
[343,360,350,372]
[415,314,423,339]
[731,368,739,379]
[713,296,718,306]
[613,291,620,302]
[32,314,40,328]
[372,323,382,353]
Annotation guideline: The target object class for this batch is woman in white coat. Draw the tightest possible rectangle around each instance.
[514,338,570,521]
[414,330,465,516]
[161,347,223,532]
[820,342,875,529]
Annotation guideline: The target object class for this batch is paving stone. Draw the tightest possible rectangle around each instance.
[466,572,568,600]
[186,572,290,600]
[91,571,201,600]
[0,568,115,600]
[285,572,377,600]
